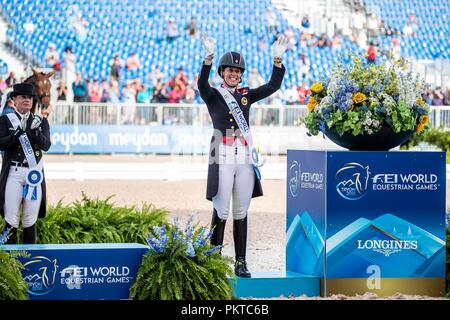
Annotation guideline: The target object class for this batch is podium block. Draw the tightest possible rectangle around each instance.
[286,150,446,297]
[2,243,148,300]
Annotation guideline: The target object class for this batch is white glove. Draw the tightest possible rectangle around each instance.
[272,36,289,60]
[20,114,28,131]
[202,32,215,59]
[31,115,43,130]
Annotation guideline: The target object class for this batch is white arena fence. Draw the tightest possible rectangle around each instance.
[50,103,450,129]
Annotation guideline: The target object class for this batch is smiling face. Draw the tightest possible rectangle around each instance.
[221,67,242,88]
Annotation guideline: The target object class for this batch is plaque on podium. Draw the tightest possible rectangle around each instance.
[286,150,446,297]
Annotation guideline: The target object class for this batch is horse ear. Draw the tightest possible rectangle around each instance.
[46,70,56,78]
[31,67,39,75]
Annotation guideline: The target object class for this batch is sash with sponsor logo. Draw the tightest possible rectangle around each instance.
[216,85,266,180]
[7,113,43,200]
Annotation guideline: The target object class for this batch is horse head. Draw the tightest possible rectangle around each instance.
[25,67,55,113]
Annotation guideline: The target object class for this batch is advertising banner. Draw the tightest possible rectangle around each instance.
[2,243,148,300]
[286,150,446,297]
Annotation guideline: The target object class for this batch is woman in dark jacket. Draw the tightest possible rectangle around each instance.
[198,33,288,277]
[0,83,51,244]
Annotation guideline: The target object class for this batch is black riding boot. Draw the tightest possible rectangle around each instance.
[210,209,226,251]
[233,217,251,278]
[23,224,36,244]
[2,222,17,244]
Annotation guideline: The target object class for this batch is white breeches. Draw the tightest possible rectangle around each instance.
[212,140,255,220]
[4,166,42,228]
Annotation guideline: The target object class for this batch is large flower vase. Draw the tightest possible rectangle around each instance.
[323,126,415,151]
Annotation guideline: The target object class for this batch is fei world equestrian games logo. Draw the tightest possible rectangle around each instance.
[23,256,59,296]
[335,162,371,200]
[289,161,324,197]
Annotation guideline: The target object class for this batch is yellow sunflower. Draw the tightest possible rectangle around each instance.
[352,92,366,104]
[416,123,425,133]
[307,97,318,112]
[310,83,323,94]
[419,115,429,125]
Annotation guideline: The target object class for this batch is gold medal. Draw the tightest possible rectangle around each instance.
[241,97,248,106]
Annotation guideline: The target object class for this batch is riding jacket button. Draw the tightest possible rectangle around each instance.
[230,119,233,122]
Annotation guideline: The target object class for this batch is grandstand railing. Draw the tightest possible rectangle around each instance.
[49,103,450,129]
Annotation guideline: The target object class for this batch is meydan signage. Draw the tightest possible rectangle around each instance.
[286,150,446,297]
[3,243,148,299]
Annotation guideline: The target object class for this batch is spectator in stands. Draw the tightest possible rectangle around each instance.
[63,47,77,102]
[56,79,67,101]
[173,67,189,96]
[432,87,445,106]
[199,32,287,279]
[166,18,179,42]
[403,21,414,37]
[126,53,141,71]
[44,42,60,72]
[5,72,17,88]
[88,79,102,102]
[72,73,87,103]
[0,92,15,115]
[331,33,342,51]
[148,65,165,87]
[109,80,120,104]
[301,14,311,30]
[152,79,169,103]
[284,27,296,49]
[444,83,450,106]
[351,9,366,45]
[100,80,110,103]
[122,80,137,124]
[258,36,268,51]
[314,33,330,48]
[285,84,299,105]
[298,53,310,81]
[186,17,199,39]
[168,84,183,104]
[423,86,433,105]
[367,42,377,64]
[297,84,308,105]
[110,54,124,85]
[407,12,419,35]
[183,86,196,103]
[391,38,402,60]
[366,14,380,44]
[248,69,265,89]
[0,76,7,96]
[266,8,279,36]
[71,11,89,44]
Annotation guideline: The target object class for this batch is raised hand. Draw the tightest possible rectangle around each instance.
[30,115,42,130]
[202,31,216,59]
[272,36,289,60]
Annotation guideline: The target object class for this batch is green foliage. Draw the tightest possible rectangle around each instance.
[35,193,168,244]
[0,249,29,300]
[130,219,234,300]
[401,127,450,154]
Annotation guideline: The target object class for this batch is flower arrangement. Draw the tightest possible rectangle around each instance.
[130,217,234,300]
[0,228,30,300]
[304,53,430,138]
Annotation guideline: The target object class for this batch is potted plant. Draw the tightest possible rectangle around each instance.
[0,230,29,300]
[304,53,430,151]
[130,217,234,300]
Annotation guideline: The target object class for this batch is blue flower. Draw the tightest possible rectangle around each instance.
[205,245,222,256]
[186,240,195,257]
[319,120,327,132]
[0,228,10,245]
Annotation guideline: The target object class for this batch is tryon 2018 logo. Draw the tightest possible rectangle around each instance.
[23,256,59,296]
[335,162,371,200]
